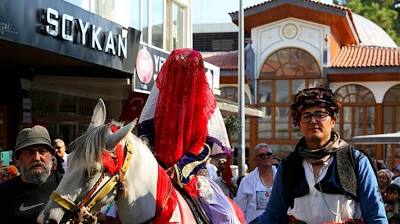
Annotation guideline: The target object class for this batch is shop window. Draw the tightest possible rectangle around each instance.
[172,2,185,49]
[31,89,57,112]
[78,98,99,116]
[142,0,149,43]
[59,94,77,113]
[152,0,164,49]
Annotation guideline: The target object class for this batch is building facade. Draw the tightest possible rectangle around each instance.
[203,0,400,168]
[0,0,193,151]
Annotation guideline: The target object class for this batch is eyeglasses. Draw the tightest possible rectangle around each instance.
[256,152,273,159]
[300,111,330,123]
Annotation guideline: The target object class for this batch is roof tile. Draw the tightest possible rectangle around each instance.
[229,0,351,15]
[331,45,400,68]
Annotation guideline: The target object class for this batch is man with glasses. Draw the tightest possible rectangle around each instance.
[234,143,277,223]
[251,87,387,223]
[0,125,61,224]
[53,138,68,175]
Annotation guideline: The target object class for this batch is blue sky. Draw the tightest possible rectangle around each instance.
[192,0,333,24]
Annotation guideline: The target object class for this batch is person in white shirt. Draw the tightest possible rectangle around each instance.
[251,87,386,224]
[53,139,68,174]
[234,143,277,223]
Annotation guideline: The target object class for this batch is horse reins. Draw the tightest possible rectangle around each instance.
[50,139,134,223]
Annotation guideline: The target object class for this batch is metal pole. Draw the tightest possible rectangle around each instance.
[238,0,246,177]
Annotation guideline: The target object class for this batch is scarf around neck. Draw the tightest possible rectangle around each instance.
[296,131,348,164]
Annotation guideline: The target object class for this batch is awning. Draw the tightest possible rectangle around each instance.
[351,131,400,144]
[216,97,265,118]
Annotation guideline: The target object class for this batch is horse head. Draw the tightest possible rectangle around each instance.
[38,99,159,224]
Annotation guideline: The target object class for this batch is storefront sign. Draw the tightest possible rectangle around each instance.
[42,8,128,58]
[0,0,141,73]
[133,42,220,94]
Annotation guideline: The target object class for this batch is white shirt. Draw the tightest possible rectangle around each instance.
[287,158,361,224]
[62,153,68,173]
[234,167,276,223]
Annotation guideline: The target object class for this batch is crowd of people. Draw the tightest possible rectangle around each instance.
[376,163,400,223]
[0,47,396,223]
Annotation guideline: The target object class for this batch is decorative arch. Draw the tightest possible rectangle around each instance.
[334,84,376,140]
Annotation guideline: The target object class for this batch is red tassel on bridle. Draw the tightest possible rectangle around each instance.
[102,144,124,175]
[102,125,125,175]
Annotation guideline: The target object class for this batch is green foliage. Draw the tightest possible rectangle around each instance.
[338,0,400,45]
[224,115,240,138]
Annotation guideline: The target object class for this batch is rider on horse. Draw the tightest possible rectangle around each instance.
[138,48,245,224]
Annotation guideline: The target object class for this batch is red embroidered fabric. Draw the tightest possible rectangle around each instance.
[183,176,200,199]
[154,48,216,168]
[153,166,178,224]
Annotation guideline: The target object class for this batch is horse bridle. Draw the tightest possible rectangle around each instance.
[49,140,134,223]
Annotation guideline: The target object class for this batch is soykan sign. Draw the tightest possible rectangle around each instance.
[43,8,128,59]
[133,42,220,94]
[0,0,141,73]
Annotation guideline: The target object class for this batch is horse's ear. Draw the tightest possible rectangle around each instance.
[88,99,107,131]
[105,118,137,151]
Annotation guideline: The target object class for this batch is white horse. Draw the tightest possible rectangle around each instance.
[38,99,243,224]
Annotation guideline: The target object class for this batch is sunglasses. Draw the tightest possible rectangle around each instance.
[256,152,273,159]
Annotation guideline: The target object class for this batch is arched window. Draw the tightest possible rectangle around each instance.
[257,48,322,148]
[335,85,375,140]
[383,84,400,168]
[383,84,400,133]
[260,48,321,78]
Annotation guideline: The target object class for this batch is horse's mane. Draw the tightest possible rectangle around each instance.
[67,125,109,173]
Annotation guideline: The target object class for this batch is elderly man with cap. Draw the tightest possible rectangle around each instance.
[251,87,387,224]
[0,125,61,224]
